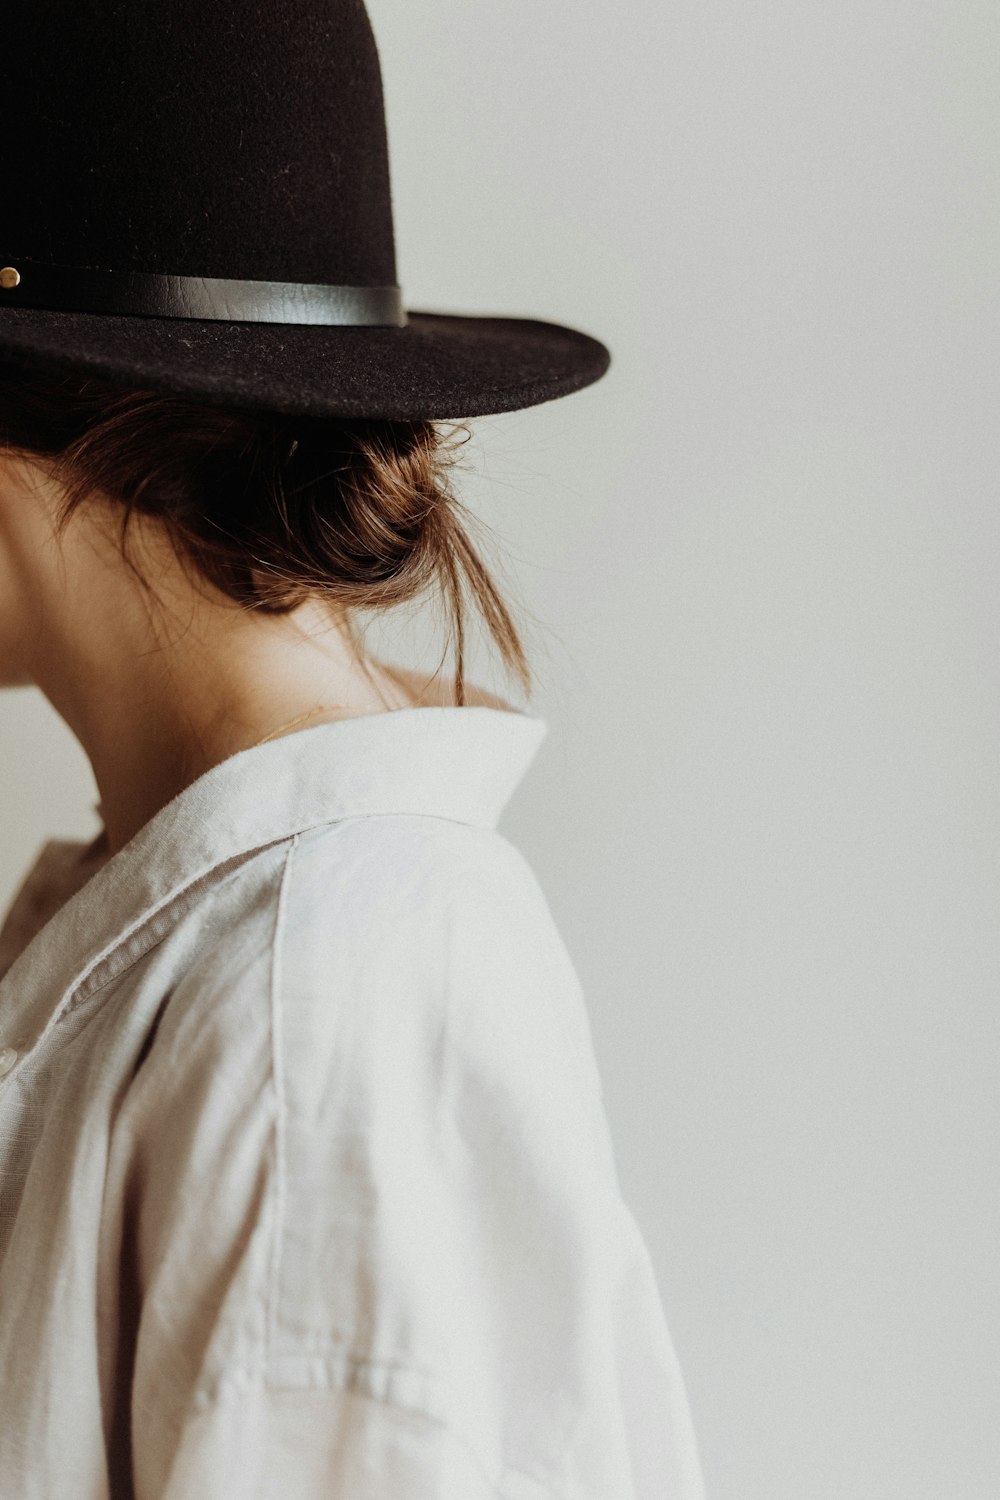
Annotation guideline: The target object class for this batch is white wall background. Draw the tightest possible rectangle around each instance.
[2,3,999,1496]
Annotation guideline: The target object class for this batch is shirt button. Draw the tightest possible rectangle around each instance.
[0,1046,19,1077]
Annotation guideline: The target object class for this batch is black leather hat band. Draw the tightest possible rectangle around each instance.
[0,256,407,327]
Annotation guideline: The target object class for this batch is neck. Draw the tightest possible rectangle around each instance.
[31,548,408,856]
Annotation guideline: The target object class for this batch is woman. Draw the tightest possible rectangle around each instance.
[0,2,706,1497]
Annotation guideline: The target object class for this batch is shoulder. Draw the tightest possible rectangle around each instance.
[122,811,605,1171]
[135,814,581,1096]
[275,813,606,1152]
[282,813,549,949]
[278,814,586,1053]
[277,812,567,1019]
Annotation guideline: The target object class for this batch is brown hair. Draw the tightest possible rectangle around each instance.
[0,362,533,706]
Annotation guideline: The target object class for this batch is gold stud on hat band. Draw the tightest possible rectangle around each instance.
[0,267,20,289]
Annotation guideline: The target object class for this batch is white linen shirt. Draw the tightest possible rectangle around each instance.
[0,704,705,1500]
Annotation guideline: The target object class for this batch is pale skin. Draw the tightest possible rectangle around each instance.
[0,453,513,858]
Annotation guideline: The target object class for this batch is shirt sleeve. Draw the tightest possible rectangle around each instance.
[110,819,704,1500]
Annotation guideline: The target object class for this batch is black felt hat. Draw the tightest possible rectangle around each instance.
[0,0,610,421]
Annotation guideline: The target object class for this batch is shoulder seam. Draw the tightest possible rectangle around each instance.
[266,832,299,1364]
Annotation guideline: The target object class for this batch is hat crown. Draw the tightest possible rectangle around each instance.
[0,0,397,287]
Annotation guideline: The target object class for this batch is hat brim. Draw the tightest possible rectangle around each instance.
[0,305,610,421]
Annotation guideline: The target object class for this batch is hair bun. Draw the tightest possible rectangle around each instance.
[0,365,533,706]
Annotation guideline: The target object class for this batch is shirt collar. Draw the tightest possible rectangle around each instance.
[0,705,547,1061]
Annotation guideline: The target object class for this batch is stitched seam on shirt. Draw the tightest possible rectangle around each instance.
[265,833,297,1365]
